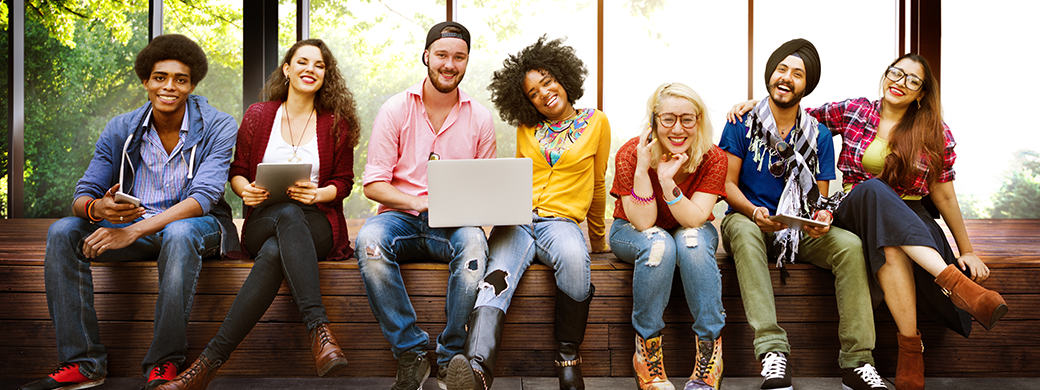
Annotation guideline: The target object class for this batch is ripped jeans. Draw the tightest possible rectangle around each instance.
[609,219,725,341]
[356,211,488,368]
[475,214,592,312]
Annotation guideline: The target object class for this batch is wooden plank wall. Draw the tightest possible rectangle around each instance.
[1,219,1038,379]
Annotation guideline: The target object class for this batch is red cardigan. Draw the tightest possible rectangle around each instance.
[229,100,355,260]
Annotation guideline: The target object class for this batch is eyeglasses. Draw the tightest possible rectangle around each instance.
[657,113,699,129]
[768,135,795,178]
[885,66,924,91]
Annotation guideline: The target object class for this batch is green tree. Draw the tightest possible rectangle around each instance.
[987,149,1040,219]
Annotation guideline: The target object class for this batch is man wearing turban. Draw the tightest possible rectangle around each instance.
[718,39,885,390]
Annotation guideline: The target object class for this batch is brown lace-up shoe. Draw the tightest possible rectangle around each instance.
[310,323,348,376]
[154,355,222,390]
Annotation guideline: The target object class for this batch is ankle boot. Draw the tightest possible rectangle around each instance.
[687,335,723,390]
[154,355,222,390]
[935,264,1008,330]
[446,306,505,390]
[554,285,594,390]
[633,334,674,390]
[310,323,348,376]
[895,332,925,390]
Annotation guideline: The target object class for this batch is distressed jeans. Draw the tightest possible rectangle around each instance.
[610,219,725,340]
[44,215,221,379]
[721,212,875,369]
[475,214,592,311]
[355,211,488,368]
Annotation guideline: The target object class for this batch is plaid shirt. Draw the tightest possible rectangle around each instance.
[806,98,956,197]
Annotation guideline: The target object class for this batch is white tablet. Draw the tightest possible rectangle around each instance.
[254,163,312,208]
[770,213,829,230]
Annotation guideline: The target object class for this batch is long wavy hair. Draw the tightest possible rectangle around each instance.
[878,53,944,191]
[487,35,587,127]
[261,39,360,149]
[645,82,714,173]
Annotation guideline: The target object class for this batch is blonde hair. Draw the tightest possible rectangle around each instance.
[645,82,713,173]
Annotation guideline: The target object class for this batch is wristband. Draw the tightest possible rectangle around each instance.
[86,199,103,222]
[629,189,655,204]
[665,188,683,205]
[752,207,766,220]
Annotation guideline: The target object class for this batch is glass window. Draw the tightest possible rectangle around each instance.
[164,0,244,217]
[310,0,442,218]
[943,2,1040,219]
[23,5,149,217]
[604,0,748,144]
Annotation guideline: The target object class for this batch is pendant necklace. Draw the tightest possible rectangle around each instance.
[284,104,314,163]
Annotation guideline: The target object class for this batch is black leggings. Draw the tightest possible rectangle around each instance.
[204,203,333,361]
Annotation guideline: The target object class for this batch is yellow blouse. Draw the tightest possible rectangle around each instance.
[846,137,921,200]
[516,109,611,248]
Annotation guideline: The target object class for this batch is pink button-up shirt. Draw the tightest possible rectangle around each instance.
[363,80,497,215]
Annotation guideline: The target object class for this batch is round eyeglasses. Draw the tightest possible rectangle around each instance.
[657,113,699,129]
[886,67,924,91]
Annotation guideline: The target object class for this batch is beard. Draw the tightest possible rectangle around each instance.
[428,66,464,93]
[769,81,804,109]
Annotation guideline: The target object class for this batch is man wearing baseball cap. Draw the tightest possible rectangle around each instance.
[356,21,497,390]
[719,38,884,390]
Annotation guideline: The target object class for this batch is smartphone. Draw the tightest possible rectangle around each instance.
[114,191,142,207]
[646,130,655,144]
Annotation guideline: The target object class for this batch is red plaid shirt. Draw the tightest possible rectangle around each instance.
[806,98,956,197]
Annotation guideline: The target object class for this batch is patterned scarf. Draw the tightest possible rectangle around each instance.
[534,108,594,166]
[744,99,821,268]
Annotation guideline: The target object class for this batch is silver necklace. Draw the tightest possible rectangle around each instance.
[284,104,314,163]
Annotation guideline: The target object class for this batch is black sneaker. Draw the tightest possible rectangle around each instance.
[842,363,886,390]
[391,351,431,390]
[436,363,447,390]
[760,351,793,390]
[19,362,105,390]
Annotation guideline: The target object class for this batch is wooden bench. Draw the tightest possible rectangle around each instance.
[1,218,1038,379]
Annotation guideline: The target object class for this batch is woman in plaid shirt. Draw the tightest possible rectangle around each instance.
[729,53,1007,390]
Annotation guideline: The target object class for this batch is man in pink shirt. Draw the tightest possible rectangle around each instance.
[356,21,496,390]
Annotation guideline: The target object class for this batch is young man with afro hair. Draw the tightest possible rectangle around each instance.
[20,34,239,390]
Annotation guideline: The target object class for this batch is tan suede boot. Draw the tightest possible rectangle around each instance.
[633,334,674,390]
[895,332,925,390]
[935,264,1008,330]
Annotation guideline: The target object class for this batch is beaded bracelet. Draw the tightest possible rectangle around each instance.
[630,189,655,204]
[665,188,684,205]
[86,199,103,222]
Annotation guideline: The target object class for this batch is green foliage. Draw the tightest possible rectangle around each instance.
[22,7,148,217]
[1,0,137,48]
[987,150,1040,219]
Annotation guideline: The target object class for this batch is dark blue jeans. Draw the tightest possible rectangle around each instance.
[203,203,333,362]
[355,211,487,368]
[45,215,221,379]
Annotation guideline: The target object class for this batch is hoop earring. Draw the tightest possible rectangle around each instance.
[284,78,289,85]
[916,99,921,108]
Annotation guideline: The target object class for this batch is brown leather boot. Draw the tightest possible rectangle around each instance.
[895,332,925,390]
[935,264,1008,330]
[311,323,348,376]
[154,355,222,390]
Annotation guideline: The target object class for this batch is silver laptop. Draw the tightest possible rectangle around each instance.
[426,158,533,228]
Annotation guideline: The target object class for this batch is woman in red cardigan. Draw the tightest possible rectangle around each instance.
[158,39,360,390]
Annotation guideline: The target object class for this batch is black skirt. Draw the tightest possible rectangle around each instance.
[832,178,973,337]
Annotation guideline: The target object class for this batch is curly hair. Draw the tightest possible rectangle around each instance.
[260,39,361,150]
[134,34,208,85]
[488,35,587,127]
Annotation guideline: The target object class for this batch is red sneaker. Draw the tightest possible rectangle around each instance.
[143,361,178,390]
[18,362,104,390]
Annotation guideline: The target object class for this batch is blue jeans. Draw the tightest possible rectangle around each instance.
[204,203,333,362]
[609,219,725,340]
[475,214,592,312]
[44,215,221,379]
[355,211,488,368]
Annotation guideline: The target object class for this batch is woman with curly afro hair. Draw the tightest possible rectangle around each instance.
[158,39,360,390]
[444,35,611,390]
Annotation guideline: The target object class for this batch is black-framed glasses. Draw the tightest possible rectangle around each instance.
[657,113,698,129]
[886,66,924,91]
[768,139,795,177]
